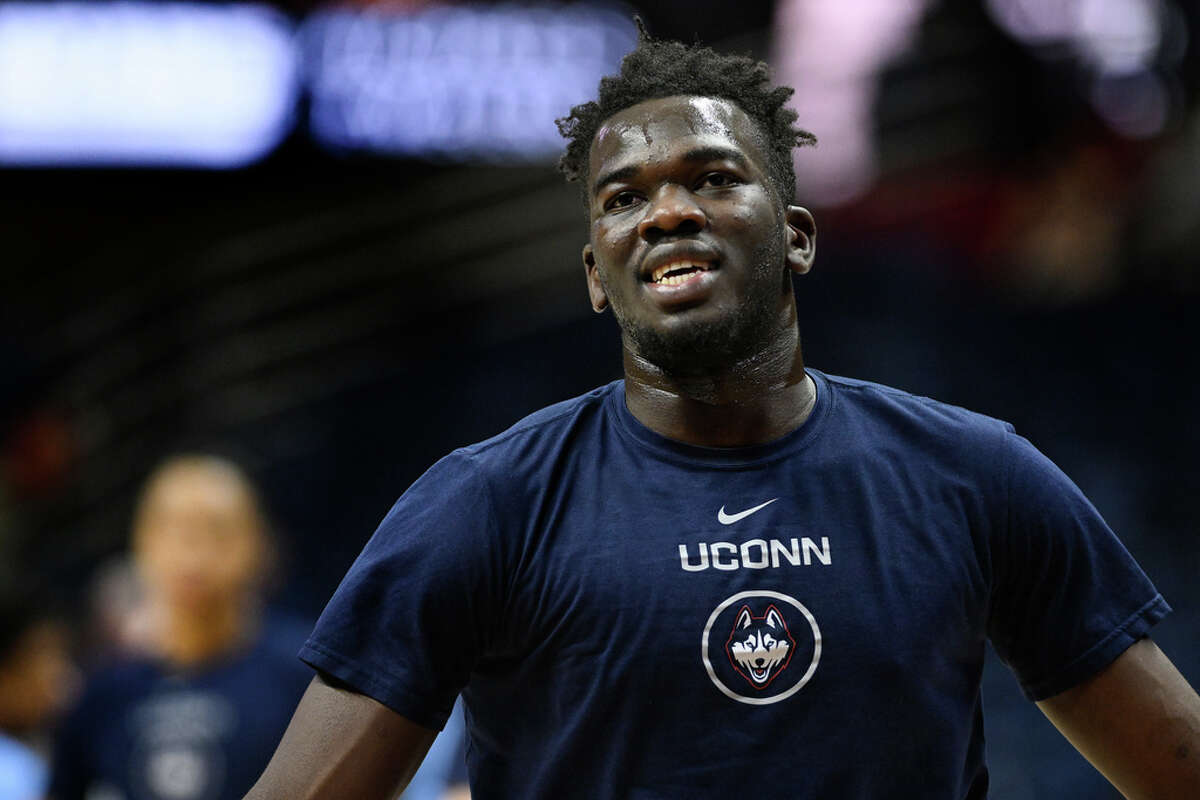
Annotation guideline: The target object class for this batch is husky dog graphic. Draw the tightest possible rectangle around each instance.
[725,604,797,689]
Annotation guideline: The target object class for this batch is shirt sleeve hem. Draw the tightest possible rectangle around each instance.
[1020,593,1172,702]
[298,639,451,731]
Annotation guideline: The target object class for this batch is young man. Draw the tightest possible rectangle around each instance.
[247,32,1200,799]
[50,455,313,800]
[0,580,76,800]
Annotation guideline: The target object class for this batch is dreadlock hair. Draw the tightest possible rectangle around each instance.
[556,20,816,207]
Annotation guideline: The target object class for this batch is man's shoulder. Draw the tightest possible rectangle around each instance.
[59,654,161,730]
[817,370,1014,449]
[81,654,160,691]
[450,380,621,466]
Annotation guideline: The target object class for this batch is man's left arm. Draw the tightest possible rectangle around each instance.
[1038,637,1200,799]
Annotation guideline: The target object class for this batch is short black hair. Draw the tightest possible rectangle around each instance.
[556,22,816,206]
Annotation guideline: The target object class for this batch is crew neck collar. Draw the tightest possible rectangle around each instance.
[607,369,832,468]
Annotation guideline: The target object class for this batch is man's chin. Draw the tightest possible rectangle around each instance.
[624,317,755,376]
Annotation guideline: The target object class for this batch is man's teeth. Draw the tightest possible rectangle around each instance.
[651,261,711,284]
[658,272,697,286]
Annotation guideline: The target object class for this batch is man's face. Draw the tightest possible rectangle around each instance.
[134,463,266,613]
[0,620,77,732]
[583,95,814,374]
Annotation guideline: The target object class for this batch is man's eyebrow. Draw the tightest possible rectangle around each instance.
[592,146,754,197]
[592,164,641,196]
[680,145,752,171]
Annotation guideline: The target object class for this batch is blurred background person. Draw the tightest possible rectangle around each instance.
[46,455,311,800]
[80,557,153,669]
[0,578,76,800]
[402,700,470,800]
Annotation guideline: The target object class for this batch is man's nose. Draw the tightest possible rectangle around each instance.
[637,185,706,241]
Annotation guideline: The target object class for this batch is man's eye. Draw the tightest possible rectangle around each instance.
[699,173,738,188]
[605,192,641,211]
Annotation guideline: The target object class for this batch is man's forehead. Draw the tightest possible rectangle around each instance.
[588,96,765,182]
[595,96,741,146]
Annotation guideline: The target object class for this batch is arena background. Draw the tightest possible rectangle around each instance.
[1,0,1198,796]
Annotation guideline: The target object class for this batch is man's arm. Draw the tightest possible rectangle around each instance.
[1037,637,1200,799]
[244,673,438,800]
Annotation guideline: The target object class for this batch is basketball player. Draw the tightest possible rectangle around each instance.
[50,456,312,800]
[246,30,1200,799]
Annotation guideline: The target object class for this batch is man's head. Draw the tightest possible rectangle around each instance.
[132,455,272,615]
[557,28,816,208]
[557,30,818,376]
[0,579,76,734]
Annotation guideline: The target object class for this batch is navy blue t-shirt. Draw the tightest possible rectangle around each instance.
[301,370,1169,799]
[51,621,312,800]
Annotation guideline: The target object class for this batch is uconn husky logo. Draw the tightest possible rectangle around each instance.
[702,590,821,706]
[726,604,796,689]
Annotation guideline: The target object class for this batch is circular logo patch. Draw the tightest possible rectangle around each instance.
[701,590,821,705]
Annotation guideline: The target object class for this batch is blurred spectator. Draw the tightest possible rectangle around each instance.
[401,699,469,800]
[81,557,152,668]
[47,455,311,800]
[978,139,1135,304]
[0,579,76,800]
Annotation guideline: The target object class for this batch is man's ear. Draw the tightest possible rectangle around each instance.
[784,206,817,275]
[582,244,608,313]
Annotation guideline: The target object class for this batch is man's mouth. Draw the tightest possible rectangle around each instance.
[648,259,715,285]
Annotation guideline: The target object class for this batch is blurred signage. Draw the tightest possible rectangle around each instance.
[300,3,637,160]
[0,2,297,167]
[0,1,635,167]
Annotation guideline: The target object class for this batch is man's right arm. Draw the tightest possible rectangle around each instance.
[244,673,438,800]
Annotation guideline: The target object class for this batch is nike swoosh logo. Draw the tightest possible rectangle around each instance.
[717,498,779,525]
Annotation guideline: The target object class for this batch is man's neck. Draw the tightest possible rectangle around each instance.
[622,328,816,448]
[150,600,256,669]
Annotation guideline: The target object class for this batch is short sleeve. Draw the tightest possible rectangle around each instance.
[987,430,1170,701]
[299,451,506,729]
